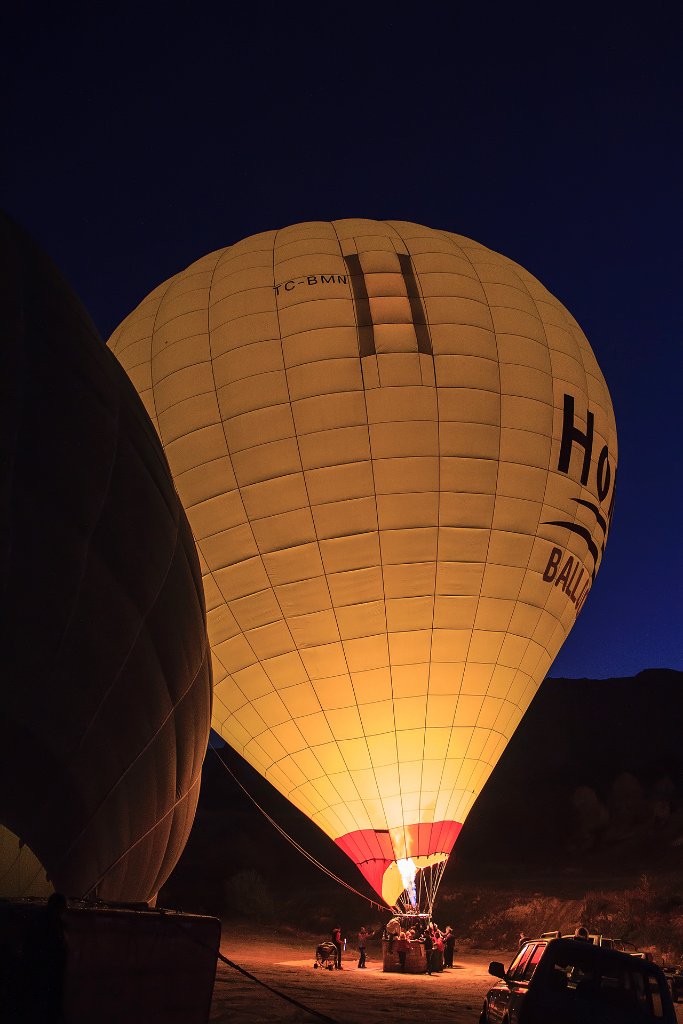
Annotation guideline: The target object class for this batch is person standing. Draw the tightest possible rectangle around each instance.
[443,926,455,969]
[397,931,410,972]
[423,927,434,975]
[433,928,444,973]
[386,915,401,953]
[331,925,343,970]
[357,926,369,969]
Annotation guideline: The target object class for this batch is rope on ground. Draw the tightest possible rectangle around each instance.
[209,741,390,913]
[160,907,340,1024]
[216,948,339,1024]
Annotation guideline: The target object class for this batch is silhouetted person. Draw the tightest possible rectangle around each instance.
[21,893,68,1023]
[397,931,410,972]
[331,925,343,969]
[423,927,433,975]
[357,926,369,969]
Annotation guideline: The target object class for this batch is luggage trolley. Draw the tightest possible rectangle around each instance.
[313,940,337,971]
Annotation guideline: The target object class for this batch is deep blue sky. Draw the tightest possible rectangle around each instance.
[4,5,681,679]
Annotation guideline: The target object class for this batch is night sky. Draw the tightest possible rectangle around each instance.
[4,5,681,679]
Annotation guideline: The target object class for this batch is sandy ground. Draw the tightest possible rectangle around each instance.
[211,931,683,1024]
[211,932,510,1024]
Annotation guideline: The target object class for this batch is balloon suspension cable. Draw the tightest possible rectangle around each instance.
[160,912,339,1024]
[208,741,390,913]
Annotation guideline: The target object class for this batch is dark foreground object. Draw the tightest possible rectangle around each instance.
[482,936,676,1023]
[0,899,220,1023]
[0,211,211,903]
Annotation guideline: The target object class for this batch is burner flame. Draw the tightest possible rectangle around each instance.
[396,856,418,908]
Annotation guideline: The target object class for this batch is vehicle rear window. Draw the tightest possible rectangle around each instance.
[544,948,667,1017]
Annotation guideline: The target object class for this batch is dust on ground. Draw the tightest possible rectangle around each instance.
[210,929,683,1024]
[211,929,509,1024]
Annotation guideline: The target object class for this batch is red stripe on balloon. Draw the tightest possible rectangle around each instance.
[335,820,462,899]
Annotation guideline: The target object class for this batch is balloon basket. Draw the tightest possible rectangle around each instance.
[0,899,220,1023]
[382,937,426,974]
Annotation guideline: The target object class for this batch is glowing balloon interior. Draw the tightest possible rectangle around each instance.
[110,220,617,912]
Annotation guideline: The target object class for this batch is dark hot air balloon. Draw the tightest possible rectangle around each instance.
[0,213,212,903]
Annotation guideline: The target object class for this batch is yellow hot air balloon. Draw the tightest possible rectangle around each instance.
[109,220,617,913]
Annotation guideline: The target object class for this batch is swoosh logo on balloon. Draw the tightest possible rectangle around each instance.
[574,497,607,535]
[545,496,610,581]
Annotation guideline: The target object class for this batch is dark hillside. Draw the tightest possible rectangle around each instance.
[456,668,683,877]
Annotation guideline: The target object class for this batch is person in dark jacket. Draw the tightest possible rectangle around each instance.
[423,927,434,975]
[331,926,343,969]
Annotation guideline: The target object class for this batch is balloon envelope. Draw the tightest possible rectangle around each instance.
[0,214,212,902]
[109,220,617,910]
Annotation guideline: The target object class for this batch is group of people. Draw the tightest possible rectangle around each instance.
[329,925,373,969]
[330,918,457,974]
[385,917,456,973]
[422,923,456,974]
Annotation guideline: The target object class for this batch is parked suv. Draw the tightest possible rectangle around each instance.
[663,963,683,1003]
[480,936,675,1023]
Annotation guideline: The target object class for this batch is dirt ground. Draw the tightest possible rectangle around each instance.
[211,930,683,1024]
[211,931,512,1024]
